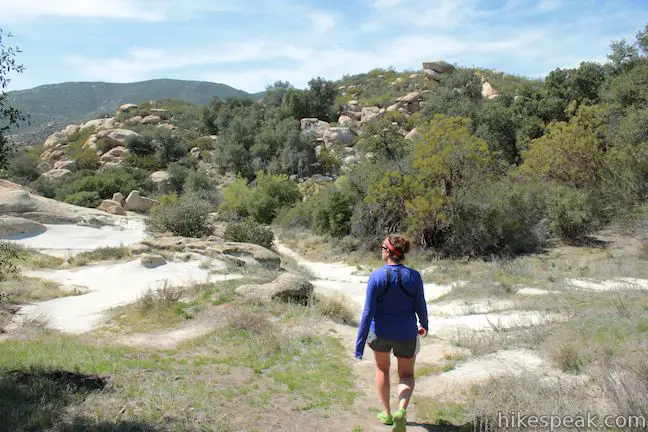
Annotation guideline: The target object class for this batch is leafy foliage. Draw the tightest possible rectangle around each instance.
[224,218,275,249]
[0,243,19,282]
[0,29,26,168]
[149,194,213,237]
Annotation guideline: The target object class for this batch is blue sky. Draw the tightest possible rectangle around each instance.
[1,0,647,93]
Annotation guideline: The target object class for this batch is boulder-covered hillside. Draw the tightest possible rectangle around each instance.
[3,27,648,260]
[7,78,264,146]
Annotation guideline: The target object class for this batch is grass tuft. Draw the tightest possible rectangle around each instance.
[67,246,131,267]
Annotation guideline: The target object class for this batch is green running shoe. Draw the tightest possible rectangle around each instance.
[392,408,406,432]
[377,412,393,425]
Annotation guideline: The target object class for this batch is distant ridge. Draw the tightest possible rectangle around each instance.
[7,78,263,145]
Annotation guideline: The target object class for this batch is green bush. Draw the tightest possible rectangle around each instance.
[184,169,219,204]
[73,148,101,170]
[2,151,40,185]
[336,235,361,253]
[442,181,549,257]
[63,191,102,208]
[220,173,301,223]
[248,172,302,224]
[51,168,154,207]
[28,176,57,198]
[220,177,252,219]
[190,136,215,151]
[546,185,595,243]
[0,243,20,282]
[155,132,187,167]
[124,154,162,171]
[126,134,156,157]
[167,161,193,193]
[275,200,313,229]
[223,218,274,249]
[149,195,213,238]
[312,187,355,237]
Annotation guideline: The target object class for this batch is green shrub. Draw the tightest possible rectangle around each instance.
[73,148,101,170]
[442,181,549,257]
[123,154,162,171]
[2,151,40,185]
[63,191,102,208]
[184,169,219,204]
[275,200,313,229]
[155,132,187,167]
[28,177,57,198]
[220,173,301,223]
[96,137,117,154]
[546,185,595,243]
[190,136,216,151]
[336,235,361,253]
[248,172,302,224]
[149,195,213,238]
[167,161,192,193]
[312,187,355,237]
[125,134,156,157]
[0,243,20,282]
[220,177,252,219]
[54,168,153,206]
[224,218,274,249]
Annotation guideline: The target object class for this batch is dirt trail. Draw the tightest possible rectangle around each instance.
[271,239,577,430]
[274,240,464,430]
[12,255,242,334]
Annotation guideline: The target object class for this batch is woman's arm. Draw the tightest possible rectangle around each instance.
[414,271,428,332]
[355,273,377,359]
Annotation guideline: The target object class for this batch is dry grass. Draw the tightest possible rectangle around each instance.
[273,227,333,261]
[310,292,357,325]
[103,278,254,334]
[0,294,358,431]
[464,372,603,431]
[14,247,65,270]
[0,277,76,303]
[67,246,131,267]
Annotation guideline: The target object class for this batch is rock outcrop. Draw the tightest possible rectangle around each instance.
[124,191,158,213]
[149,171,174,195]
[481,78,499,100]
[0,216,46,238]
[141,236,282,270]
[235,273,313,303]
[97,199,126,216]
[422,60,456,81]
[300,118,331,142]
[140,254,166,268]
[0,180,125,227]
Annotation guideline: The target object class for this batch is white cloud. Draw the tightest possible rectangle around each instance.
[65,42,314,82]
[309,12,337,33]
[373,0,403,7]
[361,0,488,33]
[0,0,165,21]
[0,0,244,22]
[15,0,647,93]
[537,0,563,12]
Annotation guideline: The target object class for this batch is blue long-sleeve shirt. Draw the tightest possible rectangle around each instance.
[355,264,428,359]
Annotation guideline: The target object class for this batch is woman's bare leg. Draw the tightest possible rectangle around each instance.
[397,355,416,410]
[373,350,391,415]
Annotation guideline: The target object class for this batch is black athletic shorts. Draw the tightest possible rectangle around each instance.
[367,331,420,358]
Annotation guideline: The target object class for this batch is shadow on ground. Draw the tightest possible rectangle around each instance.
[0,368,162,431]
[409,421,474,432]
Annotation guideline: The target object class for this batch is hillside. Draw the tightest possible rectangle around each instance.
[7,78,261,145]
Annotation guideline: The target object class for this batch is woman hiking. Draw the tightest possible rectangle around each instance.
[355,234,428,431]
